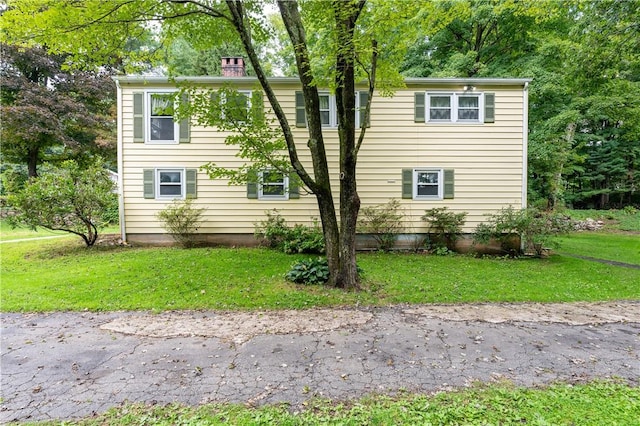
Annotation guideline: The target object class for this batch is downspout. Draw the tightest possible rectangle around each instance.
[114,78,127,243]
[522,81,529,209]
[521,81,529,253]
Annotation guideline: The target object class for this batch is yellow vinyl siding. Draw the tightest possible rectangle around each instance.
[117,80,526,236]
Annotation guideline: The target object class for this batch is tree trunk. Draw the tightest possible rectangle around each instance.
[27,147,39,178]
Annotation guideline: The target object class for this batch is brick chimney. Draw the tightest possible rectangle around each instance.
[221,57,246,77]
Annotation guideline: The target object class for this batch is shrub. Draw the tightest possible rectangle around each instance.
[255,209,290,249]
[421,207,467,251]
[285,257,330,285]
[358,199,405,251]
[7,159,116,247]
[473,206,573,257]
[255,210,325,254]
[101,194,120,225]
[156,199,206,248]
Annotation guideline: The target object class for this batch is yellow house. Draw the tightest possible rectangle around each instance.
[114,74,530,246]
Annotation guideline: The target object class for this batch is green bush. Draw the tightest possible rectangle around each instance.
[358,199,405,251]
[474,206,573,257]
[285,257,330,285]
[421,207,467,251]
[156,199,206,248]
[101,193,120,225]
[7,159,116,247]
[255,209,325,254]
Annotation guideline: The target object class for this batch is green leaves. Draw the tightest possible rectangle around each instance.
[7,158,116,247]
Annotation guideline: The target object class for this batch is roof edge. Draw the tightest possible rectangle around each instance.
[112,75,532,86]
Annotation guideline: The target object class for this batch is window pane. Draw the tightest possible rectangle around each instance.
[160,171,182,183]
[458,95,480,121]
[458,109,479,120]
[430,96,450,108]
[263,170,283,183]
[458,96,478,108]
[262,184,285,196]
[320,111,330,125]
[417,185,439,196]
[227,92,248,122]
[417,172,439,184]
[151,94,174,116]
[159,184,182,196]
[430,109,451,120]
[150,117,175,140]
[319,95,330,110]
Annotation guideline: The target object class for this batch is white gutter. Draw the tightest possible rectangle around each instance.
[114,79,127,243]
[522,81,529,209]
[113,75,532,87]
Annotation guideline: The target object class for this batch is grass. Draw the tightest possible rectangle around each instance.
[0,220,119,242]
[2,235,639,312]
[0,220,67,241]
[556,232,640,265]
[21,380,640,425]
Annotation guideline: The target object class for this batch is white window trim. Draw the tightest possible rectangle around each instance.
[146,90,179,144]
[258,170,289,200]
[413,168,443,200]
[156,167,185,200]
[426,92,484,124]
[318,92,365,129]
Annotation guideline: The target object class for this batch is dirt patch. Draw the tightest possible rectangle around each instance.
[100,301,639,343]
[404,301,640,325]
[100,308,374,344]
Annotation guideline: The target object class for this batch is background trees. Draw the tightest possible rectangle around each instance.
[399,0,640,209]
[0,44,116,177]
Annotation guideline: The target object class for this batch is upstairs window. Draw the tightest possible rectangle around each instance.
[296,91,370,129]
[149,93,176,141]
[224,90,251,123]
[427,93,483,123]
[133,91,190,144]
[416,92,494,124]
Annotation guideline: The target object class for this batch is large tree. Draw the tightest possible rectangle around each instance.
[2,0,427,288]
[0,44,116,177]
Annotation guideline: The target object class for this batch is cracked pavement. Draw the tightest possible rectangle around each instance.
[1,302,639,423]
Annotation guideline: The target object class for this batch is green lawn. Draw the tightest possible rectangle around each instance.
[2,236,639,312]
[24,381,639,426]
[0,220,68,241]
[557,232,640,265]
[0,220,119,242]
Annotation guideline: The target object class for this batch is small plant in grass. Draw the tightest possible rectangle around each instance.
[358,199,405,251]
[156,199,206,248]
[285,258,330,285]
[474,206,572,257]
[421,207,467,252]
[255,209,324,254]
